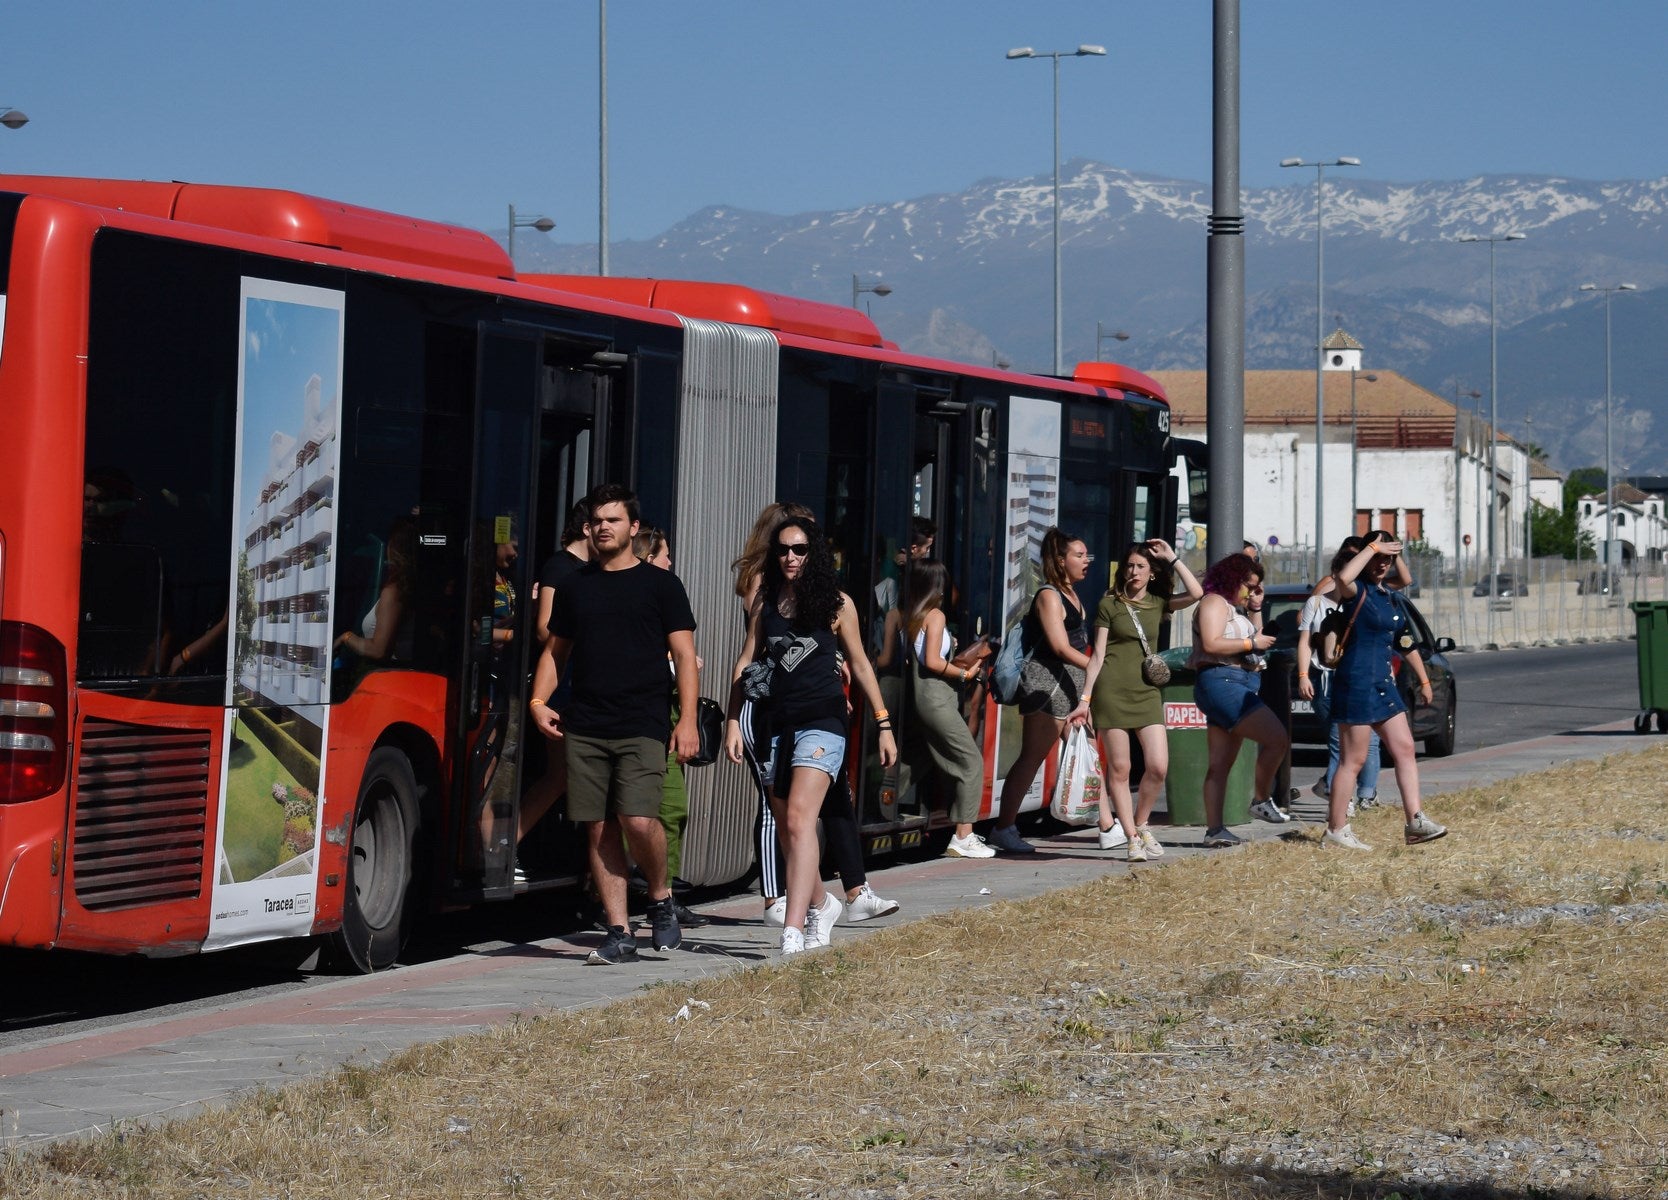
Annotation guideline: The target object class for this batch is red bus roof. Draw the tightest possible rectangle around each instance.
[0,175,512,279]
[518,275,890,350]
[0,175,1165,405]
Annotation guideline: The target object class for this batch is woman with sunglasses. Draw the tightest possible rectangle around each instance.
[725,517,897,955]
[731,504,900,930]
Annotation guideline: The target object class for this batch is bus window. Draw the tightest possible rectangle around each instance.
[82,233,239,703]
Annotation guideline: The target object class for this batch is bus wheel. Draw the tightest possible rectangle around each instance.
[329,747,420,974]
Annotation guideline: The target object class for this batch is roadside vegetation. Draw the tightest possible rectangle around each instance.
[4,749,1666,1198]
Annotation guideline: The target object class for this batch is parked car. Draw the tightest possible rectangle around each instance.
[1471,573,1529,597]
[1577,570,1619,596]
[1262,584,1458,758]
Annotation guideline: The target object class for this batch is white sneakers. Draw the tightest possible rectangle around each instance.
[762,896,787,927]
[944,832,996,859]
[1136,826,1165,857]
[1322,824,1373,852]
[779,926,805,956]
[805,891,843,949]
[845,882,899,921]
[1097,824,1129,850]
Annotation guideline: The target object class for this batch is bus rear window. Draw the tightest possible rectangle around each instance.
[81,231,239,700]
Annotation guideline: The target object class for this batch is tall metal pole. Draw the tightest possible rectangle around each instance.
[1579,282,1635,569]
[1008,45,1103,375]
[1458,232,1524,642]
[1494,236,1507,587]
[1314,165,1326,579]
[1206,0,1245,557]
[598,0,610,276]
[507,202,516,266]
[1605,290,1614,565]
[1051,51,1062,375]
[1349,370,1375,524]
[1281,156,1358,578]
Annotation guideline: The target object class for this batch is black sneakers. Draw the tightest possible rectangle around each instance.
[587,925,639,966]
[673,900,710,929]
[647,897,683,951]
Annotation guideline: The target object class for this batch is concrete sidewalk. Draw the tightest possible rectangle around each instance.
[1,718,1659,1149]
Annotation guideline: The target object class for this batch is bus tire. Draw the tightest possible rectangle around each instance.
[329,747,421,974]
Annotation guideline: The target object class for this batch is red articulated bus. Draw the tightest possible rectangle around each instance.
[0,176,1191,971]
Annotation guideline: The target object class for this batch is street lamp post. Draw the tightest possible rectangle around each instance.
[852,275,892,311]
[1007,44,1106,375]
[0,108,27,131]
[1095,321,1130,361]
[1458,233,1526,616]
[598,0,609,276]
[1517,413,1535,567]
[1281,156,1360,579]
[506,205,555,267]
[1454,385,1481,576]
[1349,370,1378,525]
[1579,282,1637,570]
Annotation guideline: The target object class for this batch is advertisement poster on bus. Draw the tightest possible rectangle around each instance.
[992,396,1061,811]
[205,279,344,952]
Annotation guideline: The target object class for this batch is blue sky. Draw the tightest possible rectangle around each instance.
[4,2,1666,246]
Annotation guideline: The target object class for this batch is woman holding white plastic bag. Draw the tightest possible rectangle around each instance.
[1049,724,1104,827]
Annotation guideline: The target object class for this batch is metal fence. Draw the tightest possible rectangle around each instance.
[1167,551,1656,649]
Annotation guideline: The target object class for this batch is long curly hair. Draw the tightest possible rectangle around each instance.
[1199,552,1259,600]
[733,501,816,599]
[1113,542,1174,602]
[762,517,842,631]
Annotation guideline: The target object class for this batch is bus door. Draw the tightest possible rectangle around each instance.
[447,325,542,901]
[866,384,979,844]
[509,339,618,892]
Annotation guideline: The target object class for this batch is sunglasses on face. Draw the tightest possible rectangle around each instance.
[775,542,810,558]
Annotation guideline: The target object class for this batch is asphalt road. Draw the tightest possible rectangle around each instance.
[3,637,1652,1047]
[1443,639,1640,751]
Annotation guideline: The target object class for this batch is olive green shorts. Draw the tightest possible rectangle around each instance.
[563,733,668,822]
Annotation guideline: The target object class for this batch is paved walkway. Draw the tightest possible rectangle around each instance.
[1,718,1659,1149]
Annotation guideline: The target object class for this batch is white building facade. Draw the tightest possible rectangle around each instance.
[1152,337,1547,572]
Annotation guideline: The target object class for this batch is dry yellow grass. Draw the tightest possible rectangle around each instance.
[4,749,1667,1199]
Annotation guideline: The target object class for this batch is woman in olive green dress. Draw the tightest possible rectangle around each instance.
[1071,539,1201,860]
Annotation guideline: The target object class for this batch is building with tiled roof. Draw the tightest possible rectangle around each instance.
[1577,483,1667,564]
[1149,351,1533,564]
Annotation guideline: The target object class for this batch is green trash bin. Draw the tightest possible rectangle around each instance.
[1628,601,1668,732]
[1157,649,1255,826]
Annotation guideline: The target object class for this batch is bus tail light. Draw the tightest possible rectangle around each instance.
[0,621,70,803]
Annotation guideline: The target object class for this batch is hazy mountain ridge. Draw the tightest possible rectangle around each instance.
[514,161,1668,473]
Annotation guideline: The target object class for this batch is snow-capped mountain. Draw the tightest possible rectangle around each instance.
[515,161,1668,473]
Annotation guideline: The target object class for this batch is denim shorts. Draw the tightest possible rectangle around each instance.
[760,728,846,789]
[1193,665,1266,730]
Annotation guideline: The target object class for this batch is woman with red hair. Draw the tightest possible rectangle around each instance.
[1187,553,1285,848]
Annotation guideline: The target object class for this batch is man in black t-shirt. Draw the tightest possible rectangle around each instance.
[528,485,699,965]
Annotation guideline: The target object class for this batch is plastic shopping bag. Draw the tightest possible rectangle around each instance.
[1049,726,1103,826]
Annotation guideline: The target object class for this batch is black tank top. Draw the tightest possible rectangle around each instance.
[1023,584,1088,662]
[759,593,846,733]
